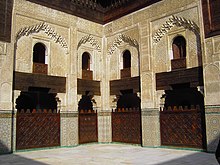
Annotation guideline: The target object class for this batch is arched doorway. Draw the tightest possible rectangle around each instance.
[160,84,206,149]
[78,94,98,144]
[78,95,93,111]
[112,90,142,144]
[16,88,60,150]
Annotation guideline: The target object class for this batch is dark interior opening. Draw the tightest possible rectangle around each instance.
[82,52,90,70]
[16,87,57,112]
[117,89,140,109]
[172,36,186,59]
[33,43,46,64]
[123,50,131,69]
[78,95,93,111]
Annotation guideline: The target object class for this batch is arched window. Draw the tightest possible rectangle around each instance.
[82,52,93,80]
[82,52,90,70]
[172,36,186,59]
[123,50,131,69]
[121,50,131,78]
[33,43,46,64]
[171,36,186,70]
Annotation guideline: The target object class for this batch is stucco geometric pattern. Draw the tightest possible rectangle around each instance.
[0,42,6,69]
[187,33,199,67]
[153,36,168,69]
[141,73,153,103]
[213,37,220,54]
[204,65,220,105]
[0,83,11,102]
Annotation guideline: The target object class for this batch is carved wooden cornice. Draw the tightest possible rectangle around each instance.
[27,0,161,24]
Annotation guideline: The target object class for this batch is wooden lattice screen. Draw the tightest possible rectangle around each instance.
[16,109,60,150]
[160,106,204,149]
[112,108,141,144]
[78,110,98,144]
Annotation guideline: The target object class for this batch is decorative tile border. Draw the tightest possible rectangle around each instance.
[141,108,159,117]
[98,111,111,117]
[60,111,78,118]
[0,110,13,118]
[205,105,220,114]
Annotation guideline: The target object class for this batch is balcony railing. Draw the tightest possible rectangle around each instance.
[82,70,93,80]
[171,58,186,70]
[121,68,131,79]
[33,63,48,74]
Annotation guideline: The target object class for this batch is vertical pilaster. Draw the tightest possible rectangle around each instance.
[141,108,160,147]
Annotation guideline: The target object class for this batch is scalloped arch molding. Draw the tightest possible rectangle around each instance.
[16,22,68,51]
[152,15,200,43]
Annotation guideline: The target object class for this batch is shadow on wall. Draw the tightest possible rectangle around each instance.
[0,141,47,165]
[0,140,11,155]
[154,136,220,165]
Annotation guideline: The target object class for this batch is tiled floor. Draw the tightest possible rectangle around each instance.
[0,144,218,165]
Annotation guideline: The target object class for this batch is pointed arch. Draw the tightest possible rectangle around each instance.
[16,22,68,51]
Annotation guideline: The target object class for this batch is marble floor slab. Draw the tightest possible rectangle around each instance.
[0,144,218,165]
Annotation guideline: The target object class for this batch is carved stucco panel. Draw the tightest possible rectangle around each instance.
[141,72,154,108]
[0,42,7,69]
[204,64,220,105]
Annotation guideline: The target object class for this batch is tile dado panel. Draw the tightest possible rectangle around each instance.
[60,112,78,147]
[205,106,220,152]
[98,111,112,143]
[0,110,12,154]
